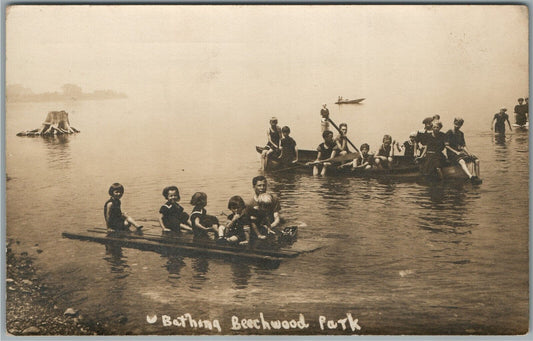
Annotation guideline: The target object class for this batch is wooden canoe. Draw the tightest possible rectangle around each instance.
[335,98,365,104]
[256,147,479,181]
[62,227,302,264]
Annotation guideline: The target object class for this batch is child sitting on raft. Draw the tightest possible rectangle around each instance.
[279,126,298,166]
[395,132,418,164]
[249,193,278,240]
[218,196,250,245]
[158,185,192,233]
[104,183,143,231]
[310,130,339,176]
[190,192,221,239]
[340,143,373,170]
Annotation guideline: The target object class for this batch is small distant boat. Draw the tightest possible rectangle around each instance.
[335,97,365,104]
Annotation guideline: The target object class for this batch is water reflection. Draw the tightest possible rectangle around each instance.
[103,243,130,278]
[190,258,210,290]
[231,262,252,289]
[162,252,186,280]
[41,134,73,169]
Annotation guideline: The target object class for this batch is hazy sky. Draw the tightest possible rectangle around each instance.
[5,5,529,137]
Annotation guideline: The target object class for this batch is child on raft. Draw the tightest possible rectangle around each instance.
[249,193,278,240]
[104,183,143,231]
[190,192,221,239]
[158,185,192,233]
[261,117,282,170]
[342,143,373,170]
[218,196,250,245]
[310,130,339,176]
[395,132,419,164]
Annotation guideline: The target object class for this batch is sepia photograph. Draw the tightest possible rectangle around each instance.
[4,4,530,336]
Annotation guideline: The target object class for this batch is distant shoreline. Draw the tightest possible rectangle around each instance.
[6,83,128,103]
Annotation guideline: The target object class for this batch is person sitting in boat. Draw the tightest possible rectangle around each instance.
[261,117,282,170]
[416,117,435,149]
[190,192,221,239]
[104,183,143,231]
[320,104,330,132]
[310,130,339,176]
[374,135,394,169]
[491,108,512,134]
[445,118,482,184]
[419,122,447,179]
[247,176,282,230]
[158,185,192,233]
[249,193,278,240]
[514,98,528,126]
[279,126,298,166]
[395,131,419,164]
[334,123,351,155]
[342,143,373,170]
[219,196,250,245]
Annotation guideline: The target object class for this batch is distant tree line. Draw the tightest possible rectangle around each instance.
[6,83,127,102]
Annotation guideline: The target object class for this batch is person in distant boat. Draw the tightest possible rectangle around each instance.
[419,122,447,179]
[395,131,418,164]
[342,143,373,170]
[247,176,282,230]
[374,135,394,169]
[320,104,330,132]
[334,123,351,155]
[279,126,298,166]
[311,130,339,176]
[261,117,282,170]
[249,193,278,240]
[104,183,143,231]
[514,98,528,126]
[416,117,435,148]
[445,118,481,184]
[219,196,250,245]
[491,108,512,134]
[190,192,221,239]
[158,185,192,233]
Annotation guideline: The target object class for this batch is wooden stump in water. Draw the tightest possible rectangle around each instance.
[17,110,80,136]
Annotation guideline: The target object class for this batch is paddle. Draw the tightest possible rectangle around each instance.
[306,152,359,166]
[327,117,360,153]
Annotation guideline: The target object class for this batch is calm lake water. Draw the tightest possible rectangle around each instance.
[6,97,529,335]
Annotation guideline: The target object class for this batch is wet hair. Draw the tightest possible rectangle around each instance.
[252,175,267,186]
[162,185,180,200]
[360,143,370,150]
[454,117,464,126]
[257,193,273,209]
[433,121,443,129]
[422,117,433,125]
[382,134,392,143]
[322,130,333,139]
[228,195,245,210]
[339,123,348,129]
[190,192,207,206]
[108,183,124,196]
[281,126,291,134]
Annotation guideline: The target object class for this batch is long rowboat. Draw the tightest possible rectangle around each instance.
[335,98,365,104]
[62,227,305,264]
[257,147,478,180]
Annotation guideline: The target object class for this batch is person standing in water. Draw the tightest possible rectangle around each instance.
[491,108,512,134]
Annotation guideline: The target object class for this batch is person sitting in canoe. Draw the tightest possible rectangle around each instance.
[334,123,351,155]
[249,193,278,240]
[374,135,394,169]
[445,117,482,184]
[247,176,282,230]
[190,192,221,239]
[341,143,373,170]
[320,104,330,132]
[309,130,339,176]
[261,117,282,170]
[491,108,512,135]
[419,121,447,179]
[104,183,143,231]
[416,117,435,150]
[395,131,419,164]
[279,126,298,166]
[218,196,250,245]
[158,185,192,233]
